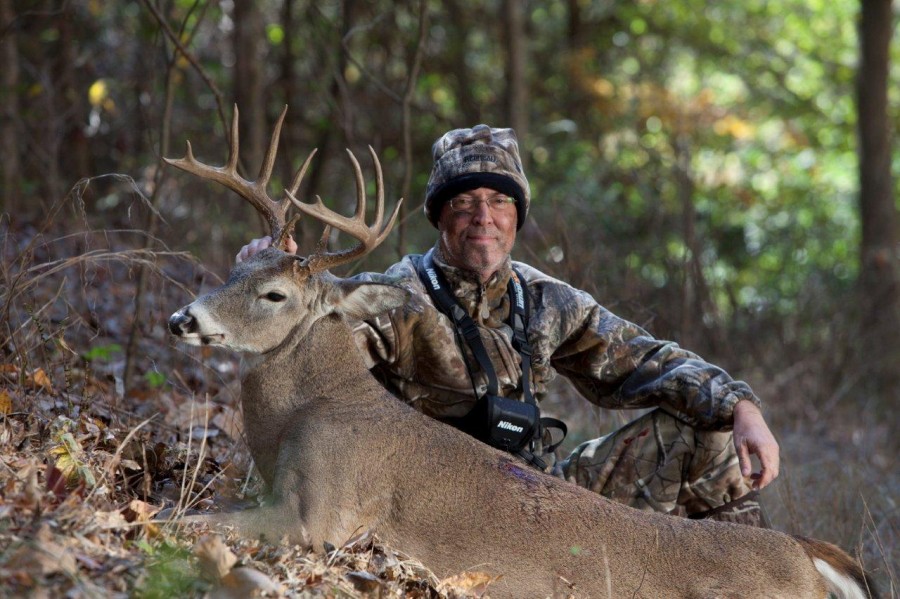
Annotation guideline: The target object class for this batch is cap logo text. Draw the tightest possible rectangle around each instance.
[462,154,498,164]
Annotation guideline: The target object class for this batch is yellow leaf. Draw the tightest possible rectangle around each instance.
[0,390,12,414]
[49,431,95,487]
[591,77,615,98]
[713,114,755,140]
[88,79,108,108]
[53,451,78,481]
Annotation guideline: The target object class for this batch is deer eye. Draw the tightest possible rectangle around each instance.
[263,291,287,302]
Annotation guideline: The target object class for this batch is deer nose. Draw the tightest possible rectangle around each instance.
[168,310,197,336]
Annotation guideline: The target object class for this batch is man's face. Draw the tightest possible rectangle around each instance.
[437,187,517,283]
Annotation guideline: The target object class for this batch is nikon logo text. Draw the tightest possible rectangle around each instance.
[497,420,524,433]
[425,268,441,290]
[512,276,525,310]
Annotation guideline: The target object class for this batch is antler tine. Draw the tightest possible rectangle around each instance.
[285,148,401,274]
[164,105,293,241]
[272,148,319,250]
[287,148,318,197]
[257,106,287,191]
[347,149,367,221]
[226,106,240,173]
[366,145,401,247]
[361,146,386,230]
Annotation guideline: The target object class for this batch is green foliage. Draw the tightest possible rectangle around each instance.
[144,371,168,389]
[134,540,204,599]
[6,0,897,359]
[83,343,123,363]
[521,0,876,346]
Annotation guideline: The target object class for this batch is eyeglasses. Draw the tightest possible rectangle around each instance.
[448,194,516,214]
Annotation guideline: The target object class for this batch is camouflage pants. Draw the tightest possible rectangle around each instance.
[558,409,763,525]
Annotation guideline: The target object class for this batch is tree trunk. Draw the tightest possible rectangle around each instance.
[444,0,480,125]
[0,0,21,215]
[675,134,724,356]
[233,0,267,172]
[279,0,298,179]
[504,0,528,148]
[856,0,900,398]
[57,3,90,186]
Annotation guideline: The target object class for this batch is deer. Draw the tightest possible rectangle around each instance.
[166,107,878,599]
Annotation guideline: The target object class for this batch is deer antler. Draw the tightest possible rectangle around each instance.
[287,146,402,275]
[164,105,316,249]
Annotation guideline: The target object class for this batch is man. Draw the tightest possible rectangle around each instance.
[238,124,779,526]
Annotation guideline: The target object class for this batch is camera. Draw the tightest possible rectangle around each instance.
[457,394,540,453]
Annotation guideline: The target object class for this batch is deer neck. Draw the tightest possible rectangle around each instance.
[238,313,383,483]
[243,313,380,407]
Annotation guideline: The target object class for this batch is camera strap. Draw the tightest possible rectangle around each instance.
[415,250,567,462]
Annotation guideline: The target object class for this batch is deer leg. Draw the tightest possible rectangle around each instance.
[167,501,312,548]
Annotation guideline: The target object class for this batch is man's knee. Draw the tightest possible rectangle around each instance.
[560,410,764,524]
[560,410,692,511]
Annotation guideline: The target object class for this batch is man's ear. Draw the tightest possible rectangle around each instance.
[326,279,410,320]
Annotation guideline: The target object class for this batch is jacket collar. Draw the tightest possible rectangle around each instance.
[432,243,512,325]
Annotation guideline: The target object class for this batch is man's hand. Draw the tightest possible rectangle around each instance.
[732,400,780,490]
[235,236,298,264]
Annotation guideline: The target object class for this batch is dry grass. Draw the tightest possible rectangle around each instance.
[0,215,480,598]
[1,208,896,598]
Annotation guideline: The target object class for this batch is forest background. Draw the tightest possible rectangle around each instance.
[1,0,897,596]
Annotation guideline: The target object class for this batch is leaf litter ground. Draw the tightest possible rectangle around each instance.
[0,220,494,598]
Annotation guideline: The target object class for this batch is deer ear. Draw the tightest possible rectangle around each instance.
[327,279,410,320]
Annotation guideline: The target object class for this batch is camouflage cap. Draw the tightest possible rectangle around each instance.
[424,124,530,230]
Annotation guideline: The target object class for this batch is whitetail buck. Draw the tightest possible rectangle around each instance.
[167,107,877,599]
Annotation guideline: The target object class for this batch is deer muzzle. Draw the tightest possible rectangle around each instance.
[168,309,198,337]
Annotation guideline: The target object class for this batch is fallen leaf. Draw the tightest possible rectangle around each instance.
[45,464,68,502]
[194,534,238,581]
[123,499,161,537]
[29,368,54,392]
[92,510,130,529]
[439,571,502,596]
[218,566,281,598]
[0,390,12,414]
[346,570,382,593]
[125,499,160,522]
[5,525,77,578]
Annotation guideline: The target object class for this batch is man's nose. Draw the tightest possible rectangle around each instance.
[470,200,494,224]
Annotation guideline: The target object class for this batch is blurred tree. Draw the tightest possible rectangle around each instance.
[856,0,900,397]
[56,2,90,189]
[503,0,529,142]
[278,0,300,186]
[233,0,267,170]
[1,0,20,214]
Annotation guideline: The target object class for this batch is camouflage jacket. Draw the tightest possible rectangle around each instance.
[351,245,761,430]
